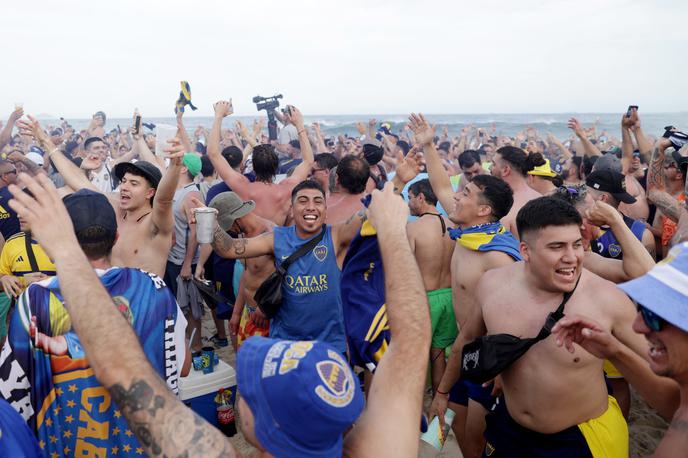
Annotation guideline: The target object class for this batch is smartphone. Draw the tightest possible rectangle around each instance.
[133,115,142,135]
[664,125,676,132]
[626,105,638,118]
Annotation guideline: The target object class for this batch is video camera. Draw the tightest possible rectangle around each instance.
[253,94,283,141]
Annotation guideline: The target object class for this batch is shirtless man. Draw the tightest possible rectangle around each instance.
[406,178,455,391]
[325,155,370,224]
[490,145,542,236]
[407,114,520,458]
[203,192,275,348]
[19,116,181,277]
[207,100,314,226]
[433,196,654,457]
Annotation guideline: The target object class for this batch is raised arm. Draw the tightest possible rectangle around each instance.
[18,116,96,191]
[647,139,686,223]
[630,111,653,159]
[583,201,656,281]
[344,183,431,457]
[8,173,238,457]
[621,110,636,175]
[282,106,314,183]
[407,113,455,212]
[151,137,185,236]
[0,108,23,150]
[568,118,602,157]
[312,122,328,154]
[208,100,252,197]
[176,112,194,154]
[547,132,572,160]
[7,150,46,177]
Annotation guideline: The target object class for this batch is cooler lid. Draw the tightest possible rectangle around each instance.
[179,359,237,400]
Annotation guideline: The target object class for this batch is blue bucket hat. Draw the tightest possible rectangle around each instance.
[237,337,364,457]
[618,242,688,332]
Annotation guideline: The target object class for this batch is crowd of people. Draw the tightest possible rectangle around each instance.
[0,99,686,458]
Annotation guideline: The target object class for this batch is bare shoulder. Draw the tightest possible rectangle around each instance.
[476,261,522,299]
[579,268,632,305]
[483,249,518,270]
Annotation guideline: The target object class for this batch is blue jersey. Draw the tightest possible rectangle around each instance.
[0,187,20,240]
[272,225,346,352]
[340,222,389,371]
[0,398,41,457]
[205,182,236,304]
[592,214,646,259]
[0,268,185,457]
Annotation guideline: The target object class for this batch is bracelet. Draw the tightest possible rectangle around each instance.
[297,129,306,136]
[436,388,449,396]
[48,148,60,158]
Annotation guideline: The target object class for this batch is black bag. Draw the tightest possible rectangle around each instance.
[254,225,327,319]
[460,278,579,384]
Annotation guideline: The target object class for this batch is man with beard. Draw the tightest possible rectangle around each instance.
[406,114,520,458]
[18,116,183,278]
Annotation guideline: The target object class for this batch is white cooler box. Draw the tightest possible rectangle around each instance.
[179,360,237,426]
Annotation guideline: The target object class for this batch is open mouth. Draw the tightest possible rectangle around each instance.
[303,214,318,221]
[648,338,667,360]
[555,267,576,280]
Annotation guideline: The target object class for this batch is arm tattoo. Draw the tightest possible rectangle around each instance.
[670,419,688,431]
[649,190,683,222]
[232,238,248,255]
[647,146,666,191]
[345,209,367,226]
[109,379,237,457]
[21,157,42,175]
[211,226,234,257]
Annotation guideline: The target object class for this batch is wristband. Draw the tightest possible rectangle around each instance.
[49,148,60,158]
[297,129,306,136]
[436,388,449,396]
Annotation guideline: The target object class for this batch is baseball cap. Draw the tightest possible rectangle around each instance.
[25,152,44,166]
[183,153,202,177]
[527,159,557,178]
[618,243,688,332]
[592,153,622,174]
[63,189,117,241]
[585,169,636,204]
[114,161,162,188]
[209,192,255,231]
[362,141,383,166]
[237,337,364,457]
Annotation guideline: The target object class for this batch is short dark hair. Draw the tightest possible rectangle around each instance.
[516,196,582,240]
[471,175,514,221]
[76,226,116,260]
[84,137,105,150]
[438,141,451,152]
[408,179,438,206]
[314,153,338,170]
[291,179,325,201]
[396,140,410,156]
[336,156,370,194]
[458,150,481,169]
[496,146,529,176]
[222,145,243,169]
[582,156,597,177]
[200,156,214,178]
[252,144,279,182]
[289,140,301,150]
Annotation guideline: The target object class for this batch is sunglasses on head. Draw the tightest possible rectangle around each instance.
[636,303,665,332]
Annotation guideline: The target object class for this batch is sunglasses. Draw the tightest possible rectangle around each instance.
[637,303,665,332]
[664,162,678,170]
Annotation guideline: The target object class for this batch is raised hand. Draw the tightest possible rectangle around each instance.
[394,149,423,185]
[8,107,24,124]
[407,113,436,146]
[367,182,410,234]
[356,122,366,136]
[584,200,621,227]
[213,100,233,119]
[16,115,49,144]
[551,314,620,359]
[287,105,304,129]
[235,120,250,139]
[567,118,584,137]
[163,137,186,165]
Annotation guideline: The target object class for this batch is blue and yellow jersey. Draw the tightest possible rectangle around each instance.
[341,221,390,371]
[0,232,56,287]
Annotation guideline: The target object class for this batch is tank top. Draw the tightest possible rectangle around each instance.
[271,225,346,352]
[592,214,646,259]
[168,183,200,265]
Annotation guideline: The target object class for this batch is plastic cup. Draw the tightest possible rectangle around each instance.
[192,351,203,371]
[201,346,216,374]
[420,409,456,450]
[155,124,177,156]
[14,102,23,110]
[194,207,218,243]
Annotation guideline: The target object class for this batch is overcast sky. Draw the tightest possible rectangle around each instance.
[2,0,687,118]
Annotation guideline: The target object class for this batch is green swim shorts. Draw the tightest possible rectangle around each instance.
[428,288,457,349]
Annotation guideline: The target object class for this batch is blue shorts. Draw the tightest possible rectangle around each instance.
[449,380,496,411]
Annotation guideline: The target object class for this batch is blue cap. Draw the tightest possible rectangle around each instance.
[618,242,688,332]
[63,189,117,241]
[237,337,364,457]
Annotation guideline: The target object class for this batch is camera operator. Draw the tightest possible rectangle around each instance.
[273,108,299,155]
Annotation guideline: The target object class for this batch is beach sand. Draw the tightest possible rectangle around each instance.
[198,311,666,457]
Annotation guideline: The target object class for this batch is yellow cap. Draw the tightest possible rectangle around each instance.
[528,159,557,178]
